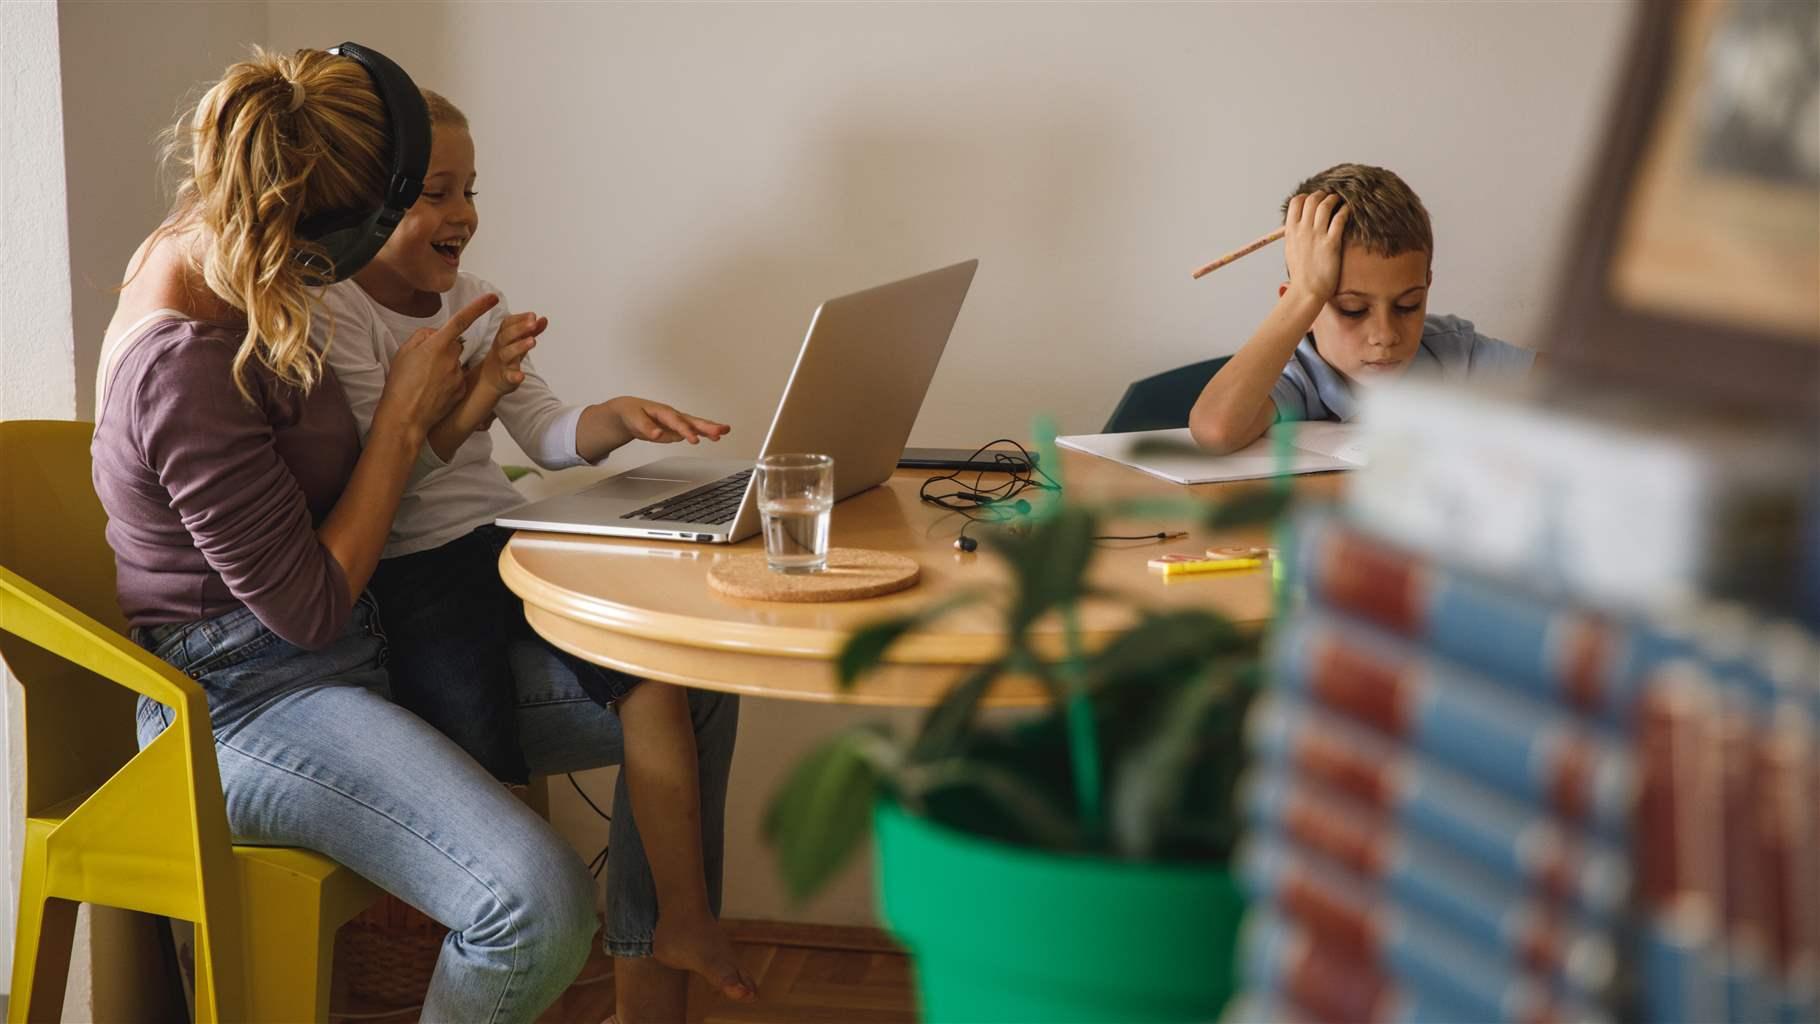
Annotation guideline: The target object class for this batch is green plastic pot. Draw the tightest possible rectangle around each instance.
[874,800,1245,1023]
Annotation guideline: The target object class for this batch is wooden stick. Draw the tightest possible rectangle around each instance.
[1190,226,1286,279]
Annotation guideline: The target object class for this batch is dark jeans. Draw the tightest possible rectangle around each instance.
[369,524,641,784]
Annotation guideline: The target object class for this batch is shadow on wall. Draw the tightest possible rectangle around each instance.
[629,94,1138,450]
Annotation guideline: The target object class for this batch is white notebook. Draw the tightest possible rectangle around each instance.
[1055,423,1366,485]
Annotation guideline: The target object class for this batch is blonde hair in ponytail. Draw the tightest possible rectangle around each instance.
[159,47,392,401]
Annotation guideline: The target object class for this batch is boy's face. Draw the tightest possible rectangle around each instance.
[1300,244,1432,385]
[354,126,479,310]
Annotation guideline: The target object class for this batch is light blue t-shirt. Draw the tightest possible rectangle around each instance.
[1268,314,1534,423]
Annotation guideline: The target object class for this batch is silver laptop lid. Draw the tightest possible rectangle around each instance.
[495,259,978,542]
[722,258,979,540]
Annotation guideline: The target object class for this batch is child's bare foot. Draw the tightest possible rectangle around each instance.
[652,912,757,1002]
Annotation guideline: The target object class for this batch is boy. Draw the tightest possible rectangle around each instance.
[1188,163,1534,453]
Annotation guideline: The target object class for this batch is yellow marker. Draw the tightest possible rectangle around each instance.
[1148,553,1265,576]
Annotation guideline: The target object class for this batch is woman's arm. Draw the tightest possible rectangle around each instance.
[141,342,362,650]
[137,310,467,651]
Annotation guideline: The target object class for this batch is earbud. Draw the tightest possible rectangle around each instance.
[953,536,978,553]
[1012,499,1030,515]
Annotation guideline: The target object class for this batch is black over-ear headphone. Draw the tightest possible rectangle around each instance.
[294,42,432,282]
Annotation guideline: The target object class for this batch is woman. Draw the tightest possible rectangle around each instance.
[91,45,736,1022]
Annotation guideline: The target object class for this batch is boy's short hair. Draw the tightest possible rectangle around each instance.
[421,88,468,129]
[1283,163,1433,259]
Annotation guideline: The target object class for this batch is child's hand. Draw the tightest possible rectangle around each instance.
[470,311,548,400]
[375,293,499,437]
[1283,191,1350,306]
[604,396,731,445]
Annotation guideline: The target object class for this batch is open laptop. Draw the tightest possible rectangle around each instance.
[495,259,979,543]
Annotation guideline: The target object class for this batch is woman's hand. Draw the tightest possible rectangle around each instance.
[372,293,499,440]
[1282,191,1350,307]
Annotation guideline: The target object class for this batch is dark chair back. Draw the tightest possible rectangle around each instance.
[1101,356,1230,433]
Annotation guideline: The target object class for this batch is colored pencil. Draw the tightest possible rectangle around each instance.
[1191,226,1286,279]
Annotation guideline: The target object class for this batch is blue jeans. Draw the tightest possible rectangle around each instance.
[133,593,739,1022]
[368,525,641,784]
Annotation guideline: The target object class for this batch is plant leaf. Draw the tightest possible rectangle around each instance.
[1100,495,1210,522]
[1127,437,1208,459]
[762,725,900,903]
[908,658,1008,762]
[904,758,1080,851]
[501,464,543,482]
[1202,486,1293,530]
[989,505,1099,634]
[835,592,985,689]
[836,615,926,690]
[1001,642,1068,703]
[1030,416,1066,497]
[1150,661,1263,858]
[1108,666,1250,859]
[1085,609,1251,694]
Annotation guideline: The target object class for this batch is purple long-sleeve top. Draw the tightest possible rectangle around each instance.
[92,318,359,649]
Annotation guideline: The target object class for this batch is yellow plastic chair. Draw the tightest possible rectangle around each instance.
[0,419,384,1022]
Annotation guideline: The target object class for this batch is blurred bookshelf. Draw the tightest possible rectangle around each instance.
[1230,3,1818,1020]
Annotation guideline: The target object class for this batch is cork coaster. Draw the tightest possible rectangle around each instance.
[708,548,921,603]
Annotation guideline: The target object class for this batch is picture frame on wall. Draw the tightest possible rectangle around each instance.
[1543,0,1820,412]
[1610,0,1819,340]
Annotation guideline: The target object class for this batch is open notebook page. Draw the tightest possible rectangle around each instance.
[1054,427,1356,485]
[1271,421,1368,466]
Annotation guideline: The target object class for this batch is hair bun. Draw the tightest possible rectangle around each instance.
[285,78,306,113]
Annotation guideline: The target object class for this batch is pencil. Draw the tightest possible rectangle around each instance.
[1191,226,1286,279]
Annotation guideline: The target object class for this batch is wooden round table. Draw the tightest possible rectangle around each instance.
[499,453,1335,707]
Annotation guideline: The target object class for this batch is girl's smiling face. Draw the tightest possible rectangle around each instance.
[353,126,478,316]
[1306,244,1432,385]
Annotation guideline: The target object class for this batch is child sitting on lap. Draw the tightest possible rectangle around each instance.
[311,89,753,1003]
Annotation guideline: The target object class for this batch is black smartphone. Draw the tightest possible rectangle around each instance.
[898,447,1036,472]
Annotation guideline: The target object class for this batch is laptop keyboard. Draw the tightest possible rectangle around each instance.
[625,469,753,526]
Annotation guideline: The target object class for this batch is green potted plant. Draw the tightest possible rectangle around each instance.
[762,431,1288,1023]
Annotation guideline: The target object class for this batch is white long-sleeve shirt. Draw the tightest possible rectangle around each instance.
[313,274,591,557]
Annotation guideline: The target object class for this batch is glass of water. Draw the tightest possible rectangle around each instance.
[754,453,834,573]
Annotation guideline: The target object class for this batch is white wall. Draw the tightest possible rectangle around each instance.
[2,1,77,422]
[1,0,78,1004]
[271,1,1634,446]
[59,0,269,419]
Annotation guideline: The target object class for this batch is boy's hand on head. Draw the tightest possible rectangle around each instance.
[1283,191,1350,307]
[604,396,731,445]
